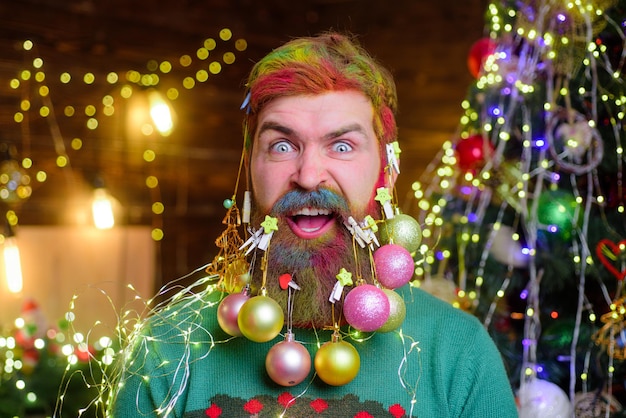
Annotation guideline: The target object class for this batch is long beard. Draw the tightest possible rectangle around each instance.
[249,189,377,328]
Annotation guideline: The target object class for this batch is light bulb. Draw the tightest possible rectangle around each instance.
[148,90,174,136]
[4,237,23,293]
[92,188,115,229]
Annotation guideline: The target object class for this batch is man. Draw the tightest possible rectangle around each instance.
[108,32,518,417]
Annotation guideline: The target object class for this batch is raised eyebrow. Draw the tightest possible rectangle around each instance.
[258,121,294,137]
[323,123,367,140]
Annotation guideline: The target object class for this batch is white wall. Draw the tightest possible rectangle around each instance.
[0,226,155,340]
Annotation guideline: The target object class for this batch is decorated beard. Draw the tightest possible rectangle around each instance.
[249,188,377,328]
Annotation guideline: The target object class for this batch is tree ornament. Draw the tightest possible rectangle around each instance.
[595,239,626,281]
[378,213,422,253]
[343,284,390,332]
[574,391,622,418]
[373,244,415,289]
[314,332,360,386]
[454,134,494,173]
[265,331,311,386]
[517,378,573,418]
[222,258,250,293]
[237,294,284,343]
[488,224,529,268]
[418,277,458,303]
[377,289,406,333]
[535,189,579,238]
[217,290,250,337]
[593,296,626,360]
[547,109,604,175]
[467,37,497,78]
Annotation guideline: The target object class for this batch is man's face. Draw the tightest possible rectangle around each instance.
[250,90,383,237]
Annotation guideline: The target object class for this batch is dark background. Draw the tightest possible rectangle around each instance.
[0,0,488,290]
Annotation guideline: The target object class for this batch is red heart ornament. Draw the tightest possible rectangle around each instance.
[279,273,293,290]
[596,239,626,281]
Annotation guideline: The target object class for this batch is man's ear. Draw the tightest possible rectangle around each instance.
[385,158,399,189]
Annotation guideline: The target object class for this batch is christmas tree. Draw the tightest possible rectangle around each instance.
[411,0,626,415]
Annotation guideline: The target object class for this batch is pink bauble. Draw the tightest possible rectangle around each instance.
[265,336,311,386]
[217,292,249,337]
[374,244,415,289]
[343,284,390,332]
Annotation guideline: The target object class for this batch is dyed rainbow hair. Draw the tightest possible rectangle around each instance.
[242,32,398,151]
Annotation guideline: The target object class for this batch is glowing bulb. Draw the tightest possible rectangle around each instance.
[148,91,174,136]
[92,188,115,229]
[4,237,23,293]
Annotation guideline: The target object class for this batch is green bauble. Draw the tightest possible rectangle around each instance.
[535,189,580,238]
[379,214,422,253]
[377,289,407,333]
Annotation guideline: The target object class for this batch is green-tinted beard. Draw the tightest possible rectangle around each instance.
[249,205,377,328]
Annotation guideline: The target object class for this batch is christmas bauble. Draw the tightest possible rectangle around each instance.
[536,189,579,238]
[489,224,529,268]
[455,134,494,173]
[378,213,422,253]
[557,121,594,159]
[418,277,457,303]
[467,37,497,78]
[265,333,311,386]
[314,339,360,386]
[217,292,250,337]
[373,244,415,289]
[237,295,284,343]
[377,289,406,333]
[343,284,390,332]
[518,379,573,418]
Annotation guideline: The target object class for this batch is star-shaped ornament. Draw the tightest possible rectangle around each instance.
[375,187,395,219]
[261,215,279,233]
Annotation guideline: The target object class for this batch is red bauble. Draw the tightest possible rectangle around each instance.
[467,37,497,78]
[455,134,494,173]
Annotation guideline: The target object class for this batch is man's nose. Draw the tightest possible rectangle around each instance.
[291,150,328,190]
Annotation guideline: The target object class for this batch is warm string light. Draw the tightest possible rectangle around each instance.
[414,0,625,411]
[10,29,248,242]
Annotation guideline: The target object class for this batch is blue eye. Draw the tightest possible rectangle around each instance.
[272,141,295,153]
[333,142,352,153]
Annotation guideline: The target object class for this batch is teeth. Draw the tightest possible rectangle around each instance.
[292,207,331,216]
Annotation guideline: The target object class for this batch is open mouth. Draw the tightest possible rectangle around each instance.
[286,207,336,239]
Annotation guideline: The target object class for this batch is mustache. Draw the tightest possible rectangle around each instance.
[270,188,350,218]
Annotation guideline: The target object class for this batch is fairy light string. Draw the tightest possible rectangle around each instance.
[413,0,626,412]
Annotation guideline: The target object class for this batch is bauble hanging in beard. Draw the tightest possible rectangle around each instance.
[314,331,360,386]
[378,213,422,253]
[217,290,250,337]
[343,284,390,332]
[373,243,415,289]
[265,331,311,386]
[377,288,407,333]
[237,293,284,343]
